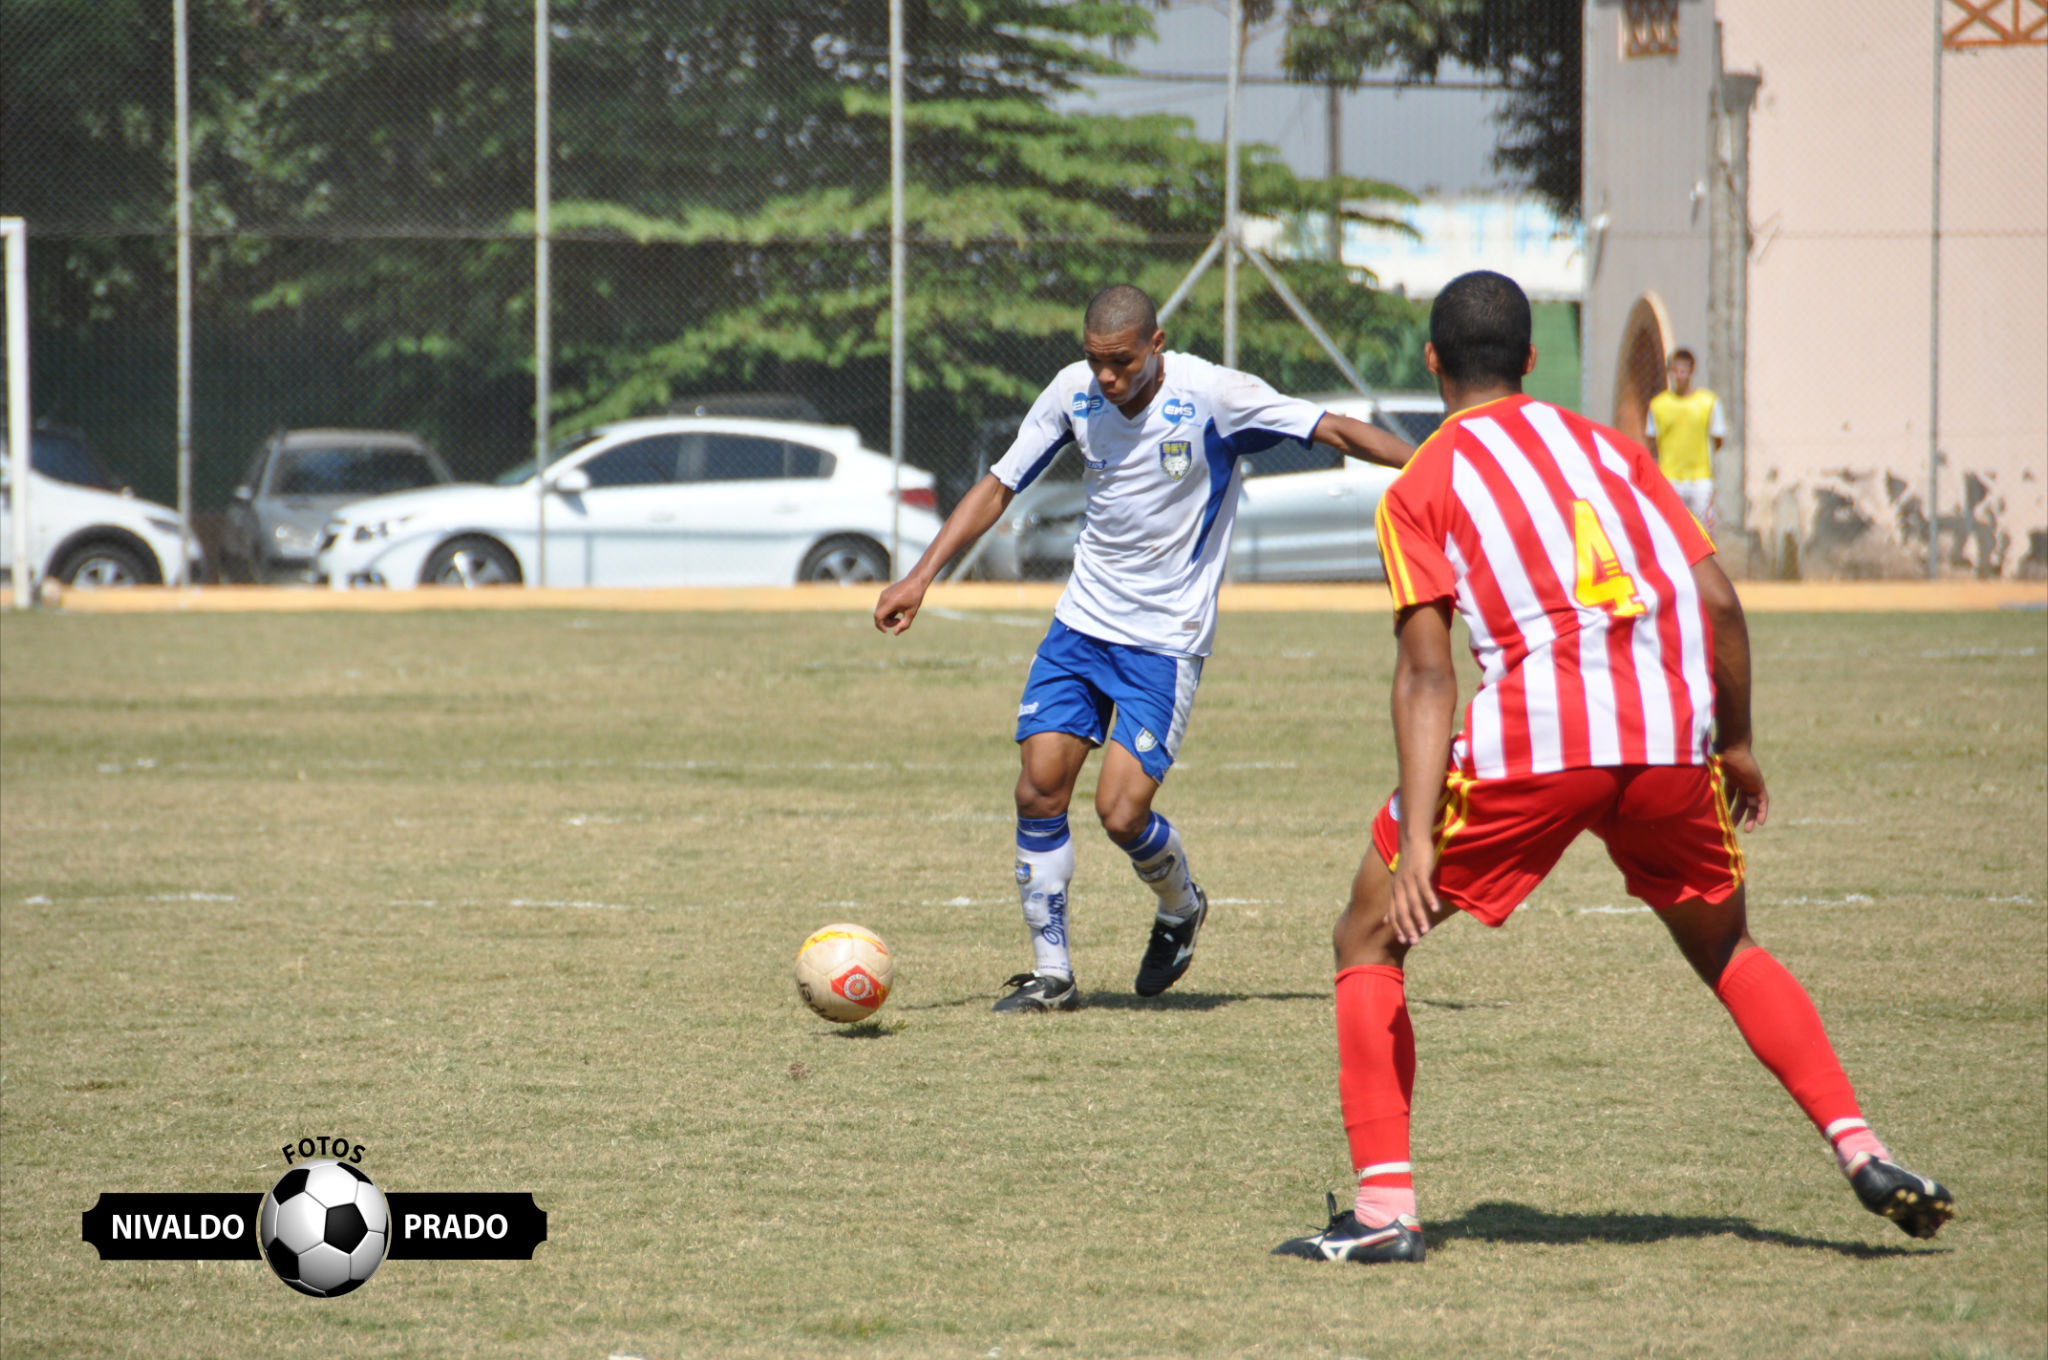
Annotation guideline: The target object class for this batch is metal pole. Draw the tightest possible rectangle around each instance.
[1926,0,1942,579]
[1326,83,1342,264]
[1222,0,1242,368]
[889,0,905,576]
[1159,230,1228,325]
[1241,245,1369,395]
[5,221,30,609]
[175,0,193,585]
[534,0,551,588]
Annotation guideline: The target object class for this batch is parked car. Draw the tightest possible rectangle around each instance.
[315,415,941,588]
[956,390,1446,583]
[220,429,455,583]
[0,425,200,588]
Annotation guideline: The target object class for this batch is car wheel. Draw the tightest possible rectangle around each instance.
[57,541,153,588]
[421,536,521,587]
[798,535,891,585]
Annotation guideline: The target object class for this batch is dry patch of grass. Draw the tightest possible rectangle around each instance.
[2,607,2042,1359]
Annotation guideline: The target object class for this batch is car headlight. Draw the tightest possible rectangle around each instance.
[273,523,321,551]
[351,515,414,543]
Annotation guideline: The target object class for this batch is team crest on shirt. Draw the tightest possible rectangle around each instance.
[1071,393,1105,417]
[1162,397,1196,424]
[1159,441,1193,481]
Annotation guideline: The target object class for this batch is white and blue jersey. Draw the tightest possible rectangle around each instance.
[991,352,1326,660]
[998,353,1325,777]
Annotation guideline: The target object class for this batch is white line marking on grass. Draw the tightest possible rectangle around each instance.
[931,896,979,906]
[508,898,641,912]
[1573,905,1651,915]
[1221,761,1300,770]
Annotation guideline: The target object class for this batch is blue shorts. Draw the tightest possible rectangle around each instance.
[1015,619,1203,783]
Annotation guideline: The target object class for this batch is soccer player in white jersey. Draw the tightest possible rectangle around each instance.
[875,285,1414,1012]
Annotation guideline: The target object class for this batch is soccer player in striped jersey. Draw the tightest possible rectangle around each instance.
[875,285,1413,1012]
[1276,271,1952,1265]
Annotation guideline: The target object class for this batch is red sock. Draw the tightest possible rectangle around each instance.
[1336,964,1417,1226]
[1714,947,1879,1168]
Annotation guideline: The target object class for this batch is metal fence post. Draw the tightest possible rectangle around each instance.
[4,220,29,609]
[533,0,552,589]
[175,0,193,584]
[889,0,905,576]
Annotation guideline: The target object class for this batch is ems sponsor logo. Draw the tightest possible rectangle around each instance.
[81,1134,548,1298]
[1071,393,1105,417]
[1158,441,1192,481]
[1162,397,1196,424]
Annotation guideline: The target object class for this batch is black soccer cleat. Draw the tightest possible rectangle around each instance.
[992,971,1079,1014]
[1134,884,1207,997]
[1273,1193,1426,1264]
[1848,1154,1955,1240]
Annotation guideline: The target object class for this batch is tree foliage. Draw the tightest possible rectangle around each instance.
[3,0,1427,502]
[1278,0,1580,221]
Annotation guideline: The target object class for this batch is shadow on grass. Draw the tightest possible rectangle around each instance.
[894,990,1324,1014]
[822,1019,902,1039]
[1433,1201,1942,1259]
[1082,990,1326,1012]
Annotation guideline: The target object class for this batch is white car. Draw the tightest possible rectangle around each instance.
[1,426,200,588]
[1229,393,1443,582]
[956,391,1446,583]
[316,415,941,588]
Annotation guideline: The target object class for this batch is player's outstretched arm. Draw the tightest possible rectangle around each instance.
[873,473,1017,636]
[1309,413,1415,469]
[1388,601,1459,945]
[1692,554,1768,830]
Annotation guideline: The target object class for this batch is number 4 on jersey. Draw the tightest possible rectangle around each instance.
[1571,500,1646,618]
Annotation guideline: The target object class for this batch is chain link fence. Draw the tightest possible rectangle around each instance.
[18,2,2031,585]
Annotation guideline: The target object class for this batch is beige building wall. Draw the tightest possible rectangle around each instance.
[1719,1,2047,576]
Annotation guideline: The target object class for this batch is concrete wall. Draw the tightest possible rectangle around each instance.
[1581,0,1720,427]
[1719,0,2047,578]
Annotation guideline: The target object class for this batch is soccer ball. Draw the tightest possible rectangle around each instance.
[258,1159,390,1297]
[794,922,894,1022]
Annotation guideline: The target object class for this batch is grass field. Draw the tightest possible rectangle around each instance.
[2,604,2043,1359]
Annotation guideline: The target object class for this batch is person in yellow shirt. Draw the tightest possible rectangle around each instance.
[1645,348,1725,533]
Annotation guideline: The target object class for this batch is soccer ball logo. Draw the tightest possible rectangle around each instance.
[794,923,895,1023]
[258,1159,390,1297]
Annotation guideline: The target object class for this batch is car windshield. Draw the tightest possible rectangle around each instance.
[493,429,607,485]
[30,431,121,491]
[270,446,440,497]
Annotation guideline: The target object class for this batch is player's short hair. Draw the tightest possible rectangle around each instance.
[1429,271,1532,386]
[1669,347,1697,366]
[1084,284,1159,341]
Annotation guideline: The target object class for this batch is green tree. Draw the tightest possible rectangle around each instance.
[3,0,1423,504]
[1280,0,1580,221]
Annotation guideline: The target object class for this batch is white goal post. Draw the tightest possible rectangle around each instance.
[3,217,29,610]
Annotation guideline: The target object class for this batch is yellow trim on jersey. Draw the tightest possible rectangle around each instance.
[1706,757,1747,886]
[1376,497,1418,608]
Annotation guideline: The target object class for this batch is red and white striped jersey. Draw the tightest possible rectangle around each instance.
[1374,395,1718,779]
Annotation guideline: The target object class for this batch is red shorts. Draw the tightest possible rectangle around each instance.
[1369,761,1745,926]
